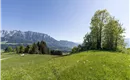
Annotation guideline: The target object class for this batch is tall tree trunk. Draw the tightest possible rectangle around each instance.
[96,32,99,49]
[115,37,117,50]
[99,26,102,49]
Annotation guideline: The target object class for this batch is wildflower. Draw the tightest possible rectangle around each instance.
[77,60,79,63]
[90,67,92,69]
[86,60,89,62]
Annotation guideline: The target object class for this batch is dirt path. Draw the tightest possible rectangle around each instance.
[0,57,12,60]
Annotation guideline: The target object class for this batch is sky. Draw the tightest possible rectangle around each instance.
[2,0,129,43]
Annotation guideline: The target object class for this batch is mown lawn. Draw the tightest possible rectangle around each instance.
[1,51,130,80]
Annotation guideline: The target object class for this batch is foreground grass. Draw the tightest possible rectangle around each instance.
[1,52,18,58]
[1,51,130,80]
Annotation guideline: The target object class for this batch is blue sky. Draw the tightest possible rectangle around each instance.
[2,0,129,43]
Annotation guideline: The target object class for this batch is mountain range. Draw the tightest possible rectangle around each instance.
[1,30,79,51]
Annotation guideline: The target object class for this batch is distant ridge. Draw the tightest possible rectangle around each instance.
[1,30,79,51]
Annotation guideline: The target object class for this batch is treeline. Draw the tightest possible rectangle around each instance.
[1,43,29,50]
[4,41,62,55]
[71,9,125,53]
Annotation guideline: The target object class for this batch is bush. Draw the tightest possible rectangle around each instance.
[50,50,62,55]
[127,48,130,54]
[15,46,20,53]
[71,45,84,54]
[14,41,49,54]
[19,45,25,53]
[4,46,13,52]
[127,48,130,50]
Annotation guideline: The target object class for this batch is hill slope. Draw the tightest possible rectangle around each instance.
[1,30,78,51]
[1,51,130,80]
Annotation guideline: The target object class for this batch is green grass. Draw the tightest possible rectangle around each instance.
[1,52,18,58]
[1,51,130,80]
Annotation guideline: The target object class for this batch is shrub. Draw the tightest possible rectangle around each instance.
[4,46,13,52]
[15,46,20,53]
[50,50,62,55]
[19,45,25,53]
[71,46,81,54]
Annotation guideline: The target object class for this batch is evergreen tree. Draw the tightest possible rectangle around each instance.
[50,50,62,55]
[37,41,41,54]
[30,43,39,54]
[19,45,25,53]
[5,46,13,52]
[24,45,31,53]
[40,41,49,54]
[16,46,20,53]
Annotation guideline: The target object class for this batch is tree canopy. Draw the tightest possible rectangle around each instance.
[72,9,125,53]
[83,9,125,51]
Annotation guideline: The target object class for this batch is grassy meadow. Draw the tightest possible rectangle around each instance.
[1,51,130,80]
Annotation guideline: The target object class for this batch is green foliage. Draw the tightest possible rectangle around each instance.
[83,33,93,50]
[30,43,39,54]
[15,46,20,53]
[50,50,62,55]
[116,46,130,54]
[4,46,13,52]
[103,17,125,50]
[24,45,31,53]
[90,9,110,49]
[127,48,130,54]
[71,46,79,53]
[82,9,125,52]
[39,41,49,54]
[71,45,84,54]
[19,45,25,53]
[37,41,41,52]
[127,48,130,51]
[14,41,49,54]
